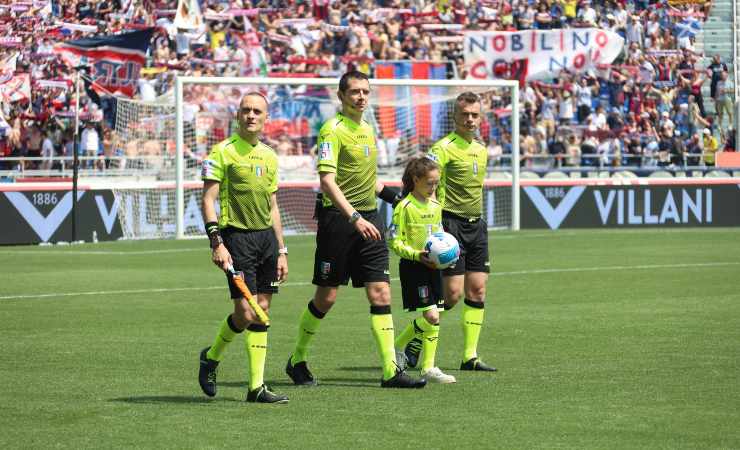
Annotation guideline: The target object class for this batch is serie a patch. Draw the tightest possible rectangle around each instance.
[201,159,218,178]
[418,285,429,299]
[319,142,333,160]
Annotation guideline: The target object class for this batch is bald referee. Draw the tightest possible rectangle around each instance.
[198,92,290,404]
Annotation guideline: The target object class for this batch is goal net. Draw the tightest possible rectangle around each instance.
[111,77,520,239]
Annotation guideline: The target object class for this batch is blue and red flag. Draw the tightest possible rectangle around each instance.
[54,29,155,98]
[375,61,448,141]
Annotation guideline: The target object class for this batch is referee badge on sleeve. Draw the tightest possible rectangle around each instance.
[319,142,333,161]
[201,159,217,178]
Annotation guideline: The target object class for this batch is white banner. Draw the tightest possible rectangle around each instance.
[54,21,98,33]
[464,28,624,80]
[35,79,71,90]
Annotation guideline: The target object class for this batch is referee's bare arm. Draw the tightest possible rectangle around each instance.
[202,180,232,270]
[319,172,381,241]
[270,192,288,282]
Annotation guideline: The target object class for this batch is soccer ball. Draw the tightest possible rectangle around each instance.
[424,232,460,269]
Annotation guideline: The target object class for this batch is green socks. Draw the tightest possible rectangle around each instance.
[206,315,242,362]
[245,324,268,391]
[394,319,422,349]
[370,305,397,380]
[462,299,485,361]
[291,300,325,365]
[416,317,440,372]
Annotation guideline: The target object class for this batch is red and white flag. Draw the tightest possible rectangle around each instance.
[0,73,31,103]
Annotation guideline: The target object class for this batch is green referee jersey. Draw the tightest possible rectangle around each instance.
[201,133,278,230]
[316,112,378,211]
[428,131,487,218]
[389,193,443,262]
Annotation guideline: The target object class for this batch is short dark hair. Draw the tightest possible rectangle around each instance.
[454,91,481,114]
[338,71,369,93]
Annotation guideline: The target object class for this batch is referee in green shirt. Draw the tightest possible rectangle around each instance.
[422,92,497,372]
[197,92,290,403]
[286,71,425,389]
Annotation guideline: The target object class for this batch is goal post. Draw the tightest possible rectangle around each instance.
[174,76,520,239]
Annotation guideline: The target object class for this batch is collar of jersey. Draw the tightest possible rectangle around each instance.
[407,193,432,209]
[230,133,260,154]
[449,131,474,147]
[337,111,363,129]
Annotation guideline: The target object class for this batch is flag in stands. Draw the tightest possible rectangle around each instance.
[54,29,155,97]
[0,52,18,84]
[0,73,30,103]
[374,61,448,141]
[674,17,701,39]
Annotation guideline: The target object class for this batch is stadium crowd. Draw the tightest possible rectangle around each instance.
[0,0,736,173]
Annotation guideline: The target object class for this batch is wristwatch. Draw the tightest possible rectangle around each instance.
[278,247,288,255]
[349,211,361,224]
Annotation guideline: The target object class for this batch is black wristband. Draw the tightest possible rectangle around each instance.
[378,186,400,207]
[205,222,222,249]
[205,222,219,237]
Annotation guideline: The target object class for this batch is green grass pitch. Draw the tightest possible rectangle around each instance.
[1,229,739,449]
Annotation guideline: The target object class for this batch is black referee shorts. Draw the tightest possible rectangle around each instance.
[222,226,279,298]
[312,207,390,288]
[441,211,490,276]
[399,259,443,312]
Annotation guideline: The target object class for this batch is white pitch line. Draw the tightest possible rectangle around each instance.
[0,248,208,256]
[492,261,740,276]
[1,261,738,301]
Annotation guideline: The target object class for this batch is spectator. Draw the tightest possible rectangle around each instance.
[707,54,728,100]
[702,128,719,166]
[714,71,734,134]
[40,127,55,171]
[80,122,100,169]
[685,133,703,166]
[723,128,736,152]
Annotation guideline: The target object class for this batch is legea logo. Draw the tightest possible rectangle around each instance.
[523,186,586,229]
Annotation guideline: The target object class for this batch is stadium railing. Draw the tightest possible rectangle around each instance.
[1,153,737,182]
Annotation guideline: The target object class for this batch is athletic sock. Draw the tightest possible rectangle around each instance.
[416,317,440,372]
[291,300,325,365]
[394,319,422,349]
[245,323,268,391]
[206,314,243,362]
[370,305,397,380]
[462,299,485,361]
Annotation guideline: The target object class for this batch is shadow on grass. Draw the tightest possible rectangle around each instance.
[110,396,241,404]
[335,366,380,372]
[219,381,248,388]
[267,377,378,388]
[313,377,378,387]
